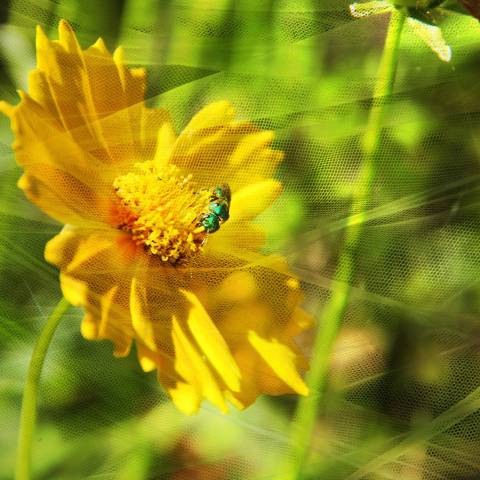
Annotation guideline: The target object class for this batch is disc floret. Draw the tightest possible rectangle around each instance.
[113,162,215,263]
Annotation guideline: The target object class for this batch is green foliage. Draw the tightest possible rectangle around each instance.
[1,1,480,479]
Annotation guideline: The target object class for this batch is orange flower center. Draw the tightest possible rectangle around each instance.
[112,161,212,264]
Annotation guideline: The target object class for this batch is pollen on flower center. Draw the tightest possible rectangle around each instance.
[112,161,214,264]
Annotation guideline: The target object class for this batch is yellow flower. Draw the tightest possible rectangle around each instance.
[0,20,312,414]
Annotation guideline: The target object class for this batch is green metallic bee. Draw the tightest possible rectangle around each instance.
[200,184,231,233]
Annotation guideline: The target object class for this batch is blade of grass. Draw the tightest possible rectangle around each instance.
[283,7,408,479]
[345,384,480,479]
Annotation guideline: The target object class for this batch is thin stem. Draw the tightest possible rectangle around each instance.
[15,297,70,480]
[285,7,407,479]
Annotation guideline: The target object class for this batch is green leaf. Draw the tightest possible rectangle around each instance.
[407,17,452,61]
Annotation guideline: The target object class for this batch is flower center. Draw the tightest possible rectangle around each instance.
[112,161,224,264]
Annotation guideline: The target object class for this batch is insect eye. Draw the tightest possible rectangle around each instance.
[212,184,231,204]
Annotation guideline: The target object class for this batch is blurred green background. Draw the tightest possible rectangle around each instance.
[2,0,480,479]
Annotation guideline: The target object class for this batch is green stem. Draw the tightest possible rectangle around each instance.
[285,7,407,479]
[15,297,70,480]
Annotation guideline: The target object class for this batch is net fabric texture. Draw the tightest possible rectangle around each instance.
[0,0,480,479]
[1,19,313,416]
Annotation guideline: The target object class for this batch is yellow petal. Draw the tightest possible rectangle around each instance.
[229,180,282,221]
[58,19,81,51]
[207,222,266,255]
[248,330,309,396]
[92,284,133,358]
[98,285,119,337]
[225,390,246,410]
[283,307,314,338]
[169,101,282,192]
[171,315,227,412]
[81,313,98,340]
[4,93,113,225]
[228,130,274,167]
[154,121,176,166]
[45,229,81,268]
[45,228,136,357]
[59,272,88,307]
[113,46,146,108]
[45,228,138,275]
[140,107,173,159]
[136,343,158,372]
[183,100,235,131]
[216,271,257,302]
[4,20,174,230]
[59,233,114,273]
[180,288,241,392]
[168,381,201,415]
[0,100,14,116]
[224,390,246,410]
[130,276,157,351]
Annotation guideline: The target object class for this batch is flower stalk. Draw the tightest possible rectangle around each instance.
[285,7,407,479]
[15,297,70,480]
